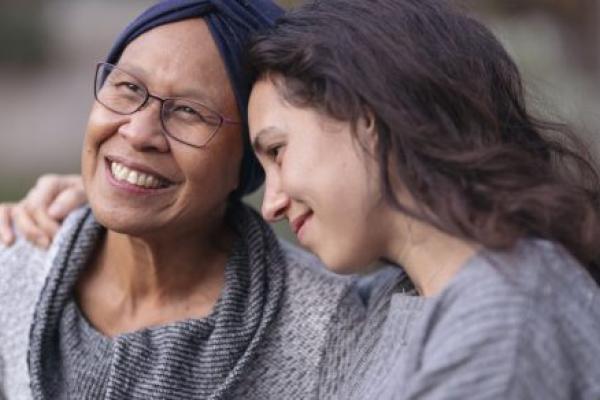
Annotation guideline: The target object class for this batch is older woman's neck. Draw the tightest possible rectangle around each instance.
[105,227,231,298]
[75,222,232,336]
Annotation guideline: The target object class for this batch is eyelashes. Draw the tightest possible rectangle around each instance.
[266,145,281,159]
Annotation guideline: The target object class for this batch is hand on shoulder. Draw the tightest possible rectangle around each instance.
[0,174,85,248]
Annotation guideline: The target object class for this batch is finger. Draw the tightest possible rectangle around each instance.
[47,186,87,221]
[12,205,50,248]
[24,174,64,210]
[31,208,60,240]
[0,204,16,246]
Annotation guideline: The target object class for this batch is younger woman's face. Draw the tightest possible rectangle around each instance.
[248,78,391,273]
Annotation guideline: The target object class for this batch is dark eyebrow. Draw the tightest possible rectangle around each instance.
[251,127,283,153]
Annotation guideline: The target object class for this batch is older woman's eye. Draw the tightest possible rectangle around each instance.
[114,81,144,95]
[170,103,222,127]
[176,105,200,116]
[173,105,207,122]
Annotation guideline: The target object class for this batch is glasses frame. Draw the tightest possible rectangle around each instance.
[94,62,241,148]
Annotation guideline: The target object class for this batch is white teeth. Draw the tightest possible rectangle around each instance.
[127,171,138,185]
[110,161,166,189]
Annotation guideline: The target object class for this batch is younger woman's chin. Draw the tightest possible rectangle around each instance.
[315,251,375,275]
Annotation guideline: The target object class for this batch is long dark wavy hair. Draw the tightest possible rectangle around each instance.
[248,0,600,280]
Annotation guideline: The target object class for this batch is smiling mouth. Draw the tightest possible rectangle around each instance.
[108,160,171,189]
[291,211,313,236]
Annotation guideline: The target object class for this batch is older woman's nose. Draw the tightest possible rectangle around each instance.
[261,175,290,223]
[119,100,169,152]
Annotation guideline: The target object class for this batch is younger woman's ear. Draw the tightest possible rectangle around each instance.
[364,109,376,135]
[357,109,378,155]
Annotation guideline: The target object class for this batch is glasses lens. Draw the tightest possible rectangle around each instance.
[95,64,147,115]
[162,99,223,147]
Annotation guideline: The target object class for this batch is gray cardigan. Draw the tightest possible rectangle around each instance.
[0,207,384,400]
[349,240,600,400]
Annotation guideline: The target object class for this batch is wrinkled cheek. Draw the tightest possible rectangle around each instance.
[81,127,103,177]
[81,108,120,187]
[86,106,123,144]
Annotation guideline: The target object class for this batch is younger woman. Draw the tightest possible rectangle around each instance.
[246,0,600,398]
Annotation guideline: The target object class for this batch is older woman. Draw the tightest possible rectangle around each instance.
[0,1,376,399]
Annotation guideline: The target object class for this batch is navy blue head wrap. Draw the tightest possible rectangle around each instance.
[105,0,283,197]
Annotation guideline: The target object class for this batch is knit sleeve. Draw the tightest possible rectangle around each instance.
[0,238,49,400]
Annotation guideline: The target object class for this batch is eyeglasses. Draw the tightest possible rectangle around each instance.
[94,62,241,148]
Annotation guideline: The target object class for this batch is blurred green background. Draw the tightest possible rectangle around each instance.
[1,0,599,240]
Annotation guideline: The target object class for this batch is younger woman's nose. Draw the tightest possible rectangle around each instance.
[261,179,290,223]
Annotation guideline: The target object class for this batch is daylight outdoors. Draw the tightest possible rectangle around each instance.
[1,0,599,239]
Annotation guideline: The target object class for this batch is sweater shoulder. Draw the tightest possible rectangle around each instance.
[279,239,356,301]
[443,239,599,319]
[0,237,50,305]
[0,208,89,400]
[0,207,90,321]
[390,240,600,400]
[230,241,365,399]
[424,239,600,354]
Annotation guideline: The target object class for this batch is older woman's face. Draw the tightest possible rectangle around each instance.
[81,19,243,238]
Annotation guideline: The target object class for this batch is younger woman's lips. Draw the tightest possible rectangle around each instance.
[291,211,313,237]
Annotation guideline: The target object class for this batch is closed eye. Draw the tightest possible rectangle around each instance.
[265,144,284,162]
[114,81,144,95]
[168,102,221,126]
[174,105,202,117]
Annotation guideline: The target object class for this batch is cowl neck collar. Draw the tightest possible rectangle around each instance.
[28,203,286,399]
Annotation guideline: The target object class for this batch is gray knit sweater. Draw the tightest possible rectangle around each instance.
[0,206,382,400]
[348,240,600,400]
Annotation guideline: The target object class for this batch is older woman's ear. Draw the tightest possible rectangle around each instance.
[0,174,86,248]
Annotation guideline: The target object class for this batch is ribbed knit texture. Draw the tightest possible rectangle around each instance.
[317,267,417,399]
[54,301,112,398]
[51,236,278,399]
[1,203,376,400]
[28,204,287,400]
[352,240,600,400]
